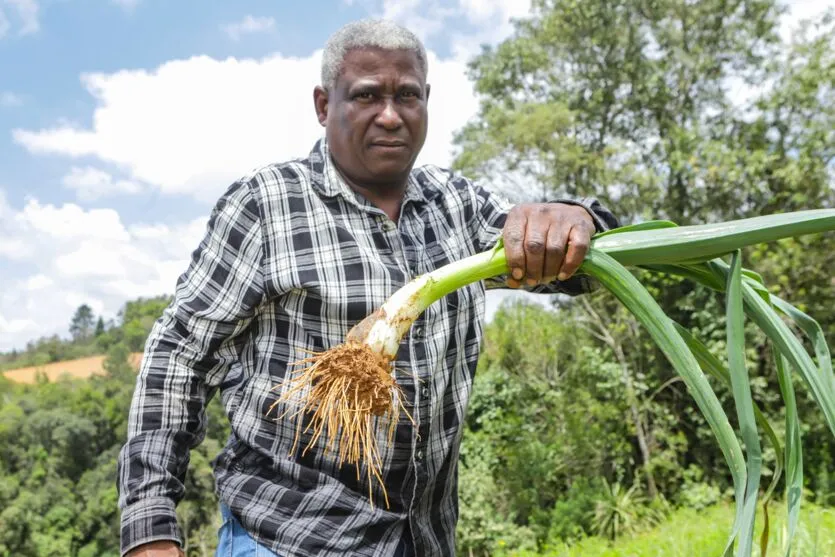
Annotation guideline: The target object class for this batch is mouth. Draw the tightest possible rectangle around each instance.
[370,139,408,149]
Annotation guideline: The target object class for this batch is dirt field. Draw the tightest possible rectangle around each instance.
[2,353,143,384]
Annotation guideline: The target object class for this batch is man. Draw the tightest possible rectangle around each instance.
[118,18,618,557]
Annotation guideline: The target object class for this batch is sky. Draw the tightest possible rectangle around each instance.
[0,0,832,352]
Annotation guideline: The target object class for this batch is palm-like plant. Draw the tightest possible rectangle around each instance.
[591,480,647,541]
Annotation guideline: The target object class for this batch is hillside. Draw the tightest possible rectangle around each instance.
[2,352,143,383]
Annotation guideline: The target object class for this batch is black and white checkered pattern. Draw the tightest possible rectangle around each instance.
[117,138,618,557]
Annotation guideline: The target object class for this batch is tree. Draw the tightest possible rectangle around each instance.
[69,305,95,342]
[454,0,789,224]
[452,0,835,544]
[94,318,105,338]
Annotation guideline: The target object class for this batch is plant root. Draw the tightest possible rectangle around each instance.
[267,341,414,508]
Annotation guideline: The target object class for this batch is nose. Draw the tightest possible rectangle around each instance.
[375,99,403,130]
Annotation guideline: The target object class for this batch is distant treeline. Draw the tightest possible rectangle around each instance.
[0,296,171,372]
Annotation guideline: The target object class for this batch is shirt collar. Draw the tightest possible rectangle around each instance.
[307,137,434,208]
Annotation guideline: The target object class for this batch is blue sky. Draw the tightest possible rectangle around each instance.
[0,0,831,351]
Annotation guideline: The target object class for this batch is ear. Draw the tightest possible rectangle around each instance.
[313,86,328,127]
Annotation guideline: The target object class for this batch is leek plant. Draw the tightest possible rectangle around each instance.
[270,208,835,555]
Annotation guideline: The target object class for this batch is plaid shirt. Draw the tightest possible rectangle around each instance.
[117,138,618,557]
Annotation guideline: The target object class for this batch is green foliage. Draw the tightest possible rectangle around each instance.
[590,480,650,541]
[2,1,834,555]
[457,296,834,555]
[452,0,835,554]
[457,432,539,556]
[546,478,605,544]
[0,296,226,557]
[503,502,835,556]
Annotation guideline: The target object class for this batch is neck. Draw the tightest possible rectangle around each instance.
[335,166,409,222]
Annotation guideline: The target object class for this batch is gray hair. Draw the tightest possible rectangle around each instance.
[320,19,428,91]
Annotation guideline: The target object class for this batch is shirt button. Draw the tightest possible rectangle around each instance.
[421,387,430,397]
[416,450,424,462]
[382,220,396,232]
[413,325,423,338]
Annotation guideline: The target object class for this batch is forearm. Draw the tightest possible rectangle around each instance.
[115,178,266,555]
[117,317,214,555]
[548,196,620,235]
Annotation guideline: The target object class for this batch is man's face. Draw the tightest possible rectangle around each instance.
[314,47,429,190]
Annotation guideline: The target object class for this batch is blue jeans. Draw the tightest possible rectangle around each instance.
[216,504,281,557]
[216,503,414,556]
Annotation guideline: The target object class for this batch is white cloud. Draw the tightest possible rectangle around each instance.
[221,15,275,41]
[0,10,9,38]
[452,0,531,59]
[24,274,53,290]
[14,53,325,202]
[353,0,530,56]
[5,2,535,350]
[377,0,455,42]
[0,314,36,337]
[112,0,140,11]
[0,91,23,106]
[1,0,39,37]
[0,196,208,350]
[13,46,481,201]
[62,166,142,201]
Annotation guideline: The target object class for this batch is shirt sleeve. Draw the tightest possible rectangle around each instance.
[462,177,620,295]
[117,179,266,556]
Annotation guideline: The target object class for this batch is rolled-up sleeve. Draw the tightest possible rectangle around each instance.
[462,178,620,294]
[117,179,266,556]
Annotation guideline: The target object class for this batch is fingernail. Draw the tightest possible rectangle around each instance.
[557,273,568,281]
[543,276,556,283]
[512,268,524,280]
[526,278,538,286]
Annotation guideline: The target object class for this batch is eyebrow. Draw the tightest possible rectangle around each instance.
[347,78,423,94]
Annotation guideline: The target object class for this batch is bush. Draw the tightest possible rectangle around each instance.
[546,478,604,544]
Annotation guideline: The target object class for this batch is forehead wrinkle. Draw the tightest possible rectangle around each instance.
[338,49,425,85]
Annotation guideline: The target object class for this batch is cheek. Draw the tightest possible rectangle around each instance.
[408,108,428,135]
[337,107,370,142]
[337,109,353,133]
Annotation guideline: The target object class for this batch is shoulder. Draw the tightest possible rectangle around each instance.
[411,164,481,199]
[238,156,313,201]
[411,164,510,209]
[203,154,314,240]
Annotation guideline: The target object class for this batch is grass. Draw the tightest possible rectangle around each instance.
[500,501,835,557]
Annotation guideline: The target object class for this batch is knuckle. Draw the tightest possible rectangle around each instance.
[505,228,524,244]
[546,242,565,256]
[525,237,546,254]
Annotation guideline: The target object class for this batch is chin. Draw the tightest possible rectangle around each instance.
[367,158,413,179]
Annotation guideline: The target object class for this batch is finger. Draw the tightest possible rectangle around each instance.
[543,222,567,283]
[506,276,522,289]
[523,211,549,285]
[502,209,527,282]
[558,223,592,280]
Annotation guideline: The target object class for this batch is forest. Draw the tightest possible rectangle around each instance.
[2,0,835,555]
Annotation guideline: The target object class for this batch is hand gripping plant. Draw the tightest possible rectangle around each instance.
[269,208,835,555]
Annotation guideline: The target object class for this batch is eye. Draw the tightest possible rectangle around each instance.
[354,91,375,101]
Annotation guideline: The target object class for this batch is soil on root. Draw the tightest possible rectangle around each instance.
[267,341,414,508]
